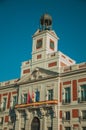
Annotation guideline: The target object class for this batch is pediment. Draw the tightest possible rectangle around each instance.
[18,67,58,84]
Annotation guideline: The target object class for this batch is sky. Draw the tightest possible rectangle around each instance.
[0,0,86,82]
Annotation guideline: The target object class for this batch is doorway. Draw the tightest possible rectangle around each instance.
[31,117,40,130]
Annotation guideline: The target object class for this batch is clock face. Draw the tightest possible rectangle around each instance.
[50,39,54,50]
[36,39,42,49]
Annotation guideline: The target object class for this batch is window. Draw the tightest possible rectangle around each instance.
[48,127,52,130]
[82,110,86,120]
[81,85,86,101]
[21,128,25,130]
[23,94,27,103]
[0,117,3,124]
[65,127,71,130]
[65,111,70,121]
[36,39,42,49]
[3,98,7,110]
[63,87,71,104]
[50,39,54,50]
[48,89,53,100]
[35,91,40,102]
[13,96,17,106]
[82,127,86,130]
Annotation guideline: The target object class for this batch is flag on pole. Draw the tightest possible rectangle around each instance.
[32,91,35,102]
[46,91,48,101]
[27,91,31,103]
[36,90,40,102]
[21,93,24,103]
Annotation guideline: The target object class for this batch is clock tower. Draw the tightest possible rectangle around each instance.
[21,13,75,77]
[32,14,59,69]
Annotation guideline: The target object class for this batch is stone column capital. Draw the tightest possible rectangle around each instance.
[15,109,20,120]
[25,108,30,119]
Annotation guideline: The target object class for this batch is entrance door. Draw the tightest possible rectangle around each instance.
[31,117,40,130]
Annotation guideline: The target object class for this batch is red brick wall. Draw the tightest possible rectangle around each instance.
[60,125,62,130]
[37,54,41,59]
[60,62,67,67]
[61,55,66,59]
[23,69,30,74]
[78,78,86,82]
[5,116,9,122]
[12,91,17,95]
[72,109,78,118]
[3,93,8,96]
[72,80,77,101]
[60,111,62,118]
[73,124,79,127]
[69,59,73,63]
[7,92,11,109]
[63,81,71,85]
[48,62,57,67]
[4,128,7,130]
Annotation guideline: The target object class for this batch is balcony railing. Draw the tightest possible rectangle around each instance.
[62,99,71,104]
[62,117,70,123]
[81,97,86,102]
[15,100,58,109]
[78,97,86,103]
[79,116,86,122]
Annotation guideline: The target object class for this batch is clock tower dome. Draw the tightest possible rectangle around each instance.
[32,14,59,69]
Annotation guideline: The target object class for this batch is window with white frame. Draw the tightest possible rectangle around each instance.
[82,110,86,120]
[82,127,86,130]
[81,85,86,101]
[79,110,86,121]
[48,127,52,130]
[23,94,27,103]
[78,84,86,102]
[65,111,70,120]
[62,111,70,121]
[48,89,53,100]
[0,117,3,124]
[62,87,71,104]
[21,128,25,130]
[3,97,7,110]
[65,127,71,130]
[13,96,17,106]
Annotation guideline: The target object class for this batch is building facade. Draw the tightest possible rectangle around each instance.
[0,14,86,130]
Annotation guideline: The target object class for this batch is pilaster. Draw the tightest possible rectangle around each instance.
[14,110,21,130]
[25,108,31,130]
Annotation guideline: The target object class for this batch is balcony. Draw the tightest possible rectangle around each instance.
[62,99,71,104]
[81,97,86,102]
[15,100,58,109]
[78,97,86,103]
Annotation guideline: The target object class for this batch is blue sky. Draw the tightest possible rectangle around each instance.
[0,0,86,82]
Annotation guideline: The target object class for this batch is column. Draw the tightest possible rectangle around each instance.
[40,108,47,130]
[43,116,47,130]
[52,106,58,130]
[14,110,21,130]
[25,109,31,130]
